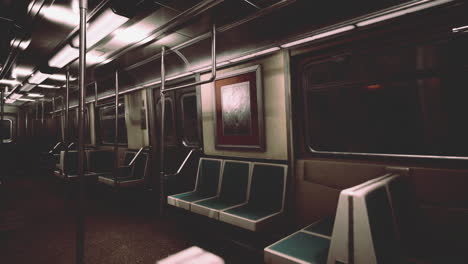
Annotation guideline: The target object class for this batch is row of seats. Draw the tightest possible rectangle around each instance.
[265,173,408,264]
[53,149,149,188]
[168,158,288,232]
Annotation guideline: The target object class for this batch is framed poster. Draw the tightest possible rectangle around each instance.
[214,65,265,150]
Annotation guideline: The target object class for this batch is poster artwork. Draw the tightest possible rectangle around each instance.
[220,81,252,136]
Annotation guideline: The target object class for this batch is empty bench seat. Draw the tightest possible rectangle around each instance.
[87,150,113,177]
[168,158,222,210]
[191,160,251,219]
[265,218,334,264]
[98,150,149,187]
[265,173,407,264]
[219,163,287,231]
[54,151,95,179]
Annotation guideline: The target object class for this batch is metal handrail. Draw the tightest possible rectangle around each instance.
[128,147,144,167]
[165,148,201,178]
[49,141,63,154]
[67,142,75,150]
[161,24,217,94]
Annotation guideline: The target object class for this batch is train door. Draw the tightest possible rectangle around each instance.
[153,78,202,195]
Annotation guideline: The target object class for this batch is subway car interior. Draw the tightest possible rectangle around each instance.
[1,0,468,263]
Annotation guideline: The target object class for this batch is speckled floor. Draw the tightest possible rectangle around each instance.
[0,174,263,264]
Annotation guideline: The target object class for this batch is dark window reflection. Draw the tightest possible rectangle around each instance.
[303,34,468,157]
[157,98,176,145]
[181,94,199,145]
[0,119,12,141]
[98,102,127,145]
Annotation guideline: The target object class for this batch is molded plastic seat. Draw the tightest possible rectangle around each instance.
[53,151,97,180]
[191,160,251,219]
[98,151,148,187]
[87,150,114,176]
[219,163,287,231]
[167,158,222,210]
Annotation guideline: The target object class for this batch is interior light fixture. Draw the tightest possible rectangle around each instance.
[71,9,129,49]
[0,79,21,86]
[230,47,281,63]
[166,71,194,81]
[113,25,153,45]
[12,66,33,78]
[87,50,107,65]
[20,83,36,92]
[5,99,16,104]
[48,44,79,68]
[28,71,51,84]
[37,84,61,89]
[48,74,77,82]
[281,25,355,48]
[452,25,468,33]
[10,38,31,50]
[28,93,44,98]
[10,93,23,100]
[356,0,454,27]
[17,98,35,102]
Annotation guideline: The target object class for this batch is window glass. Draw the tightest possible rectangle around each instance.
[98,102,127,145]
[181,93,200,146]
[301,34,468,157]
[0,119,12,142]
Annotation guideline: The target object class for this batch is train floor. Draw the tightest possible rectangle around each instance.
[0,171,263,264]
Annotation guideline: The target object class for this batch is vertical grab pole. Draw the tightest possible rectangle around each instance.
[114,71,119,188]
[76,0,87,263]
[0,88,4,145]
[159,46,166,216]
[65,70,70,145]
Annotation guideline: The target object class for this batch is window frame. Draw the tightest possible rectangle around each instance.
[179,91,201,148]
[0,118,13,143]
[97,100,128,146]
[293,20,468,161]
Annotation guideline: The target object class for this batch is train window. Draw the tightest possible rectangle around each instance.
[157,98,176,145]
[0,119,13,142]
[68,108,91,144]
[180,93,200,146]
[97,102,127,145]
[301,34,468,158]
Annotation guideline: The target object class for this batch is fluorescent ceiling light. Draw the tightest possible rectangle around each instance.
[44,6,79,27]
[17,98,35,102]
[37,84,61,89]
[452,25,468,33]
[48,74,77,82]
[12,66,33,78]
[49,45,79,68]
[10,93,23,100]
[166,72,194,81]
[20,83,36,92]
[11,38,31,50]
[230,47,281,62]
[71,9,129,49]
[28,93,44,98]
[113,24,154,45]
[0,79,21,86]
[87,50,107,65]
[5,99,16,104]
[281,25,355,48]
[356,0,454,27]
[28,71,50,84]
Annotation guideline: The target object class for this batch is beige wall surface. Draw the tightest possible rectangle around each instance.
[200,51,288,160]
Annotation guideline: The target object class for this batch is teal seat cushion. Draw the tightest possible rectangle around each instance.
[100,174,142,181]
[218,161,249,204]
[268,232,330,264]
[196,159,222,196]
[171,192,214,202]
[224,204,279,221]
[304,218,334,237]
[249,164,285,212]
[194,197,242,210]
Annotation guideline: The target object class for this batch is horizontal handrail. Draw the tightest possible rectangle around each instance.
[67,142,75,150]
